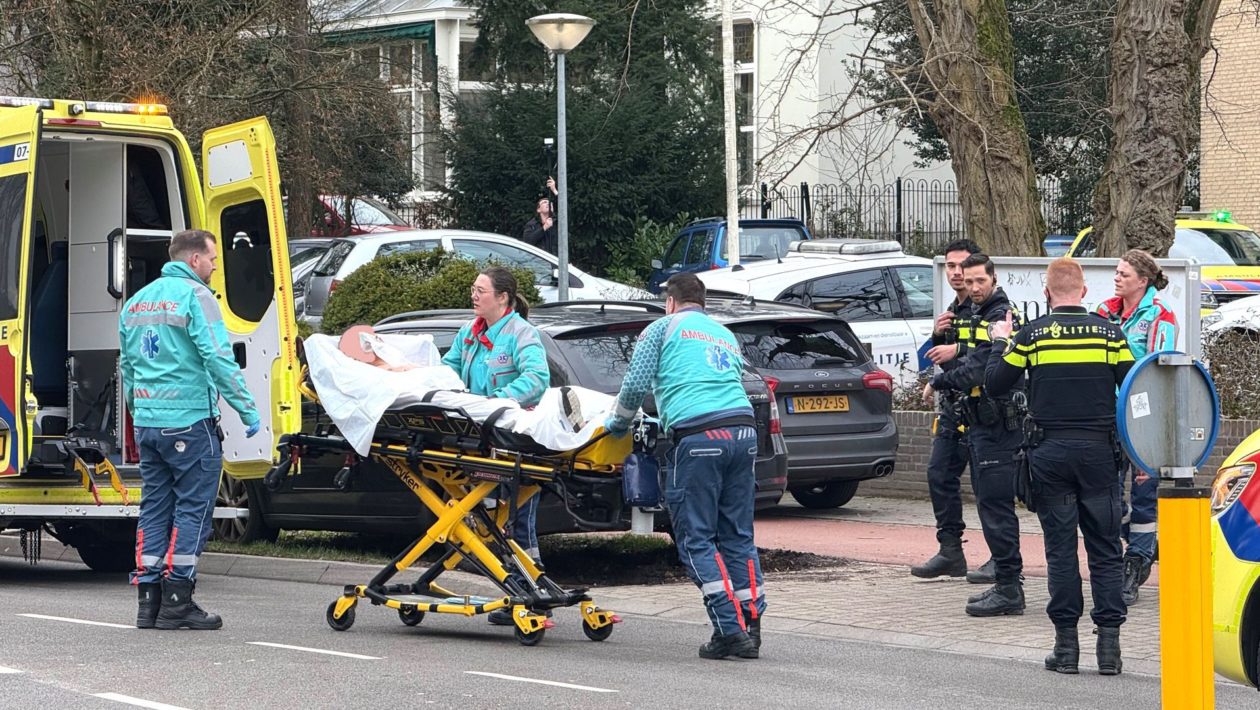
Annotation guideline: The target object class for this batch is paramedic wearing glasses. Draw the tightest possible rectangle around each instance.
[442,266,549,626]
[119,229,260,631]
[606,273,766,660]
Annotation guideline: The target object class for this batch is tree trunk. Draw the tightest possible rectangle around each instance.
[1091,0,1220,258]
[283,0,316,238]
[907,0,1044,256]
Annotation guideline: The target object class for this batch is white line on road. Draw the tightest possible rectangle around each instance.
[0,666,23,674]
[246,641,382,660]
[464,671,618,693]
[93,692,191,710]
[16,613,133,629]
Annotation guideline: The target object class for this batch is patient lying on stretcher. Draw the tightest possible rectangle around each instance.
[304,329,615,457]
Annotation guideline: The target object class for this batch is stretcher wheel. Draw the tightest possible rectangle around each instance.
[582,619,614,642]
[398,607,425,626]
[514,626,546,646]
[326,600,355,631]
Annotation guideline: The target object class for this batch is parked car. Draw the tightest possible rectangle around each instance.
[702,297,898,508]
[289,238,333,317]
[696,238,934,386]
[647,217,812,293]
[216,304,787,543]
[1210,429,1260,688]
[1069,210,1260,313]
[310,195,413,237]
[299,230,650,329]
[1042,234,1074,256]
[1202,293,1260,340]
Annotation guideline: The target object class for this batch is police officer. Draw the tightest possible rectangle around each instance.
[986,257,1135,676]
[923,253,1025,616]
[606,273,765,660]
[912,239,985,579]
[120,230,260,630]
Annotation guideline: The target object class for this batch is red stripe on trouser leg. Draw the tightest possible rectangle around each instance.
[165,528,179,576]
[713,553,746,631]
[748,559,759,620]
[132,529,145,585]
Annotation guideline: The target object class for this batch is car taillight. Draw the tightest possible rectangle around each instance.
[329,279,342,293]
[863,370,894,393]
[763,376,779,395]
[763,377,783,434]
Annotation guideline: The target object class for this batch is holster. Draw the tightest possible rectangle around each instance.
[1015,417,1044,513]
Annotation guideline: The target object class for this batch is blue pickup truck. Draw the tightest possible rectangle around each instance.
[647,217,813,293]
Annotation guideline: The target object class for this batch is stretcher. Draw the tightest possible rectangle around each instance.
[263,365,657,646]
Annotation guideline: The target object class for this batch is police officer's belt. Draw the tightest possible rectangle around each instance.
[670,415,757,442]
[1040,427,1112,442]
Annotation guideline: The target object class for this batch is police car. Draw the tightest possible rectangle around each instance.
[1210,431,1260,687]
[695,239,934,385]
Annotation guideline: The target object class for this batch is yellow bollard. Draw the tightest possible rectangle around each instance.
[1158,486,1213,709]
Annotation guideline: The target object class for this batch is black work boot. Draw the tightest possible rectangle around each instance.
[136,583,161,629]
[965,582,1025,617]
[910,538,967,579]
[698,630,755,660]
[1095,626,1123,675]
[967,584,996,605]
[155,578,222,630]
[738,618,761,659]
[965,558,996,584]
[1120,557,1142,605]
[1044,625,1080,674]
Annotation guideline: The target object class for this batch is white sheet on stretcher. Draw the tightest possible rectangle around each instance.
[304,333,619,456]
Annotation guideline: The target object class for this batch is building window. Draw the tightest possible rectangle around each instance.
[734,22,755,186]
[733,21,754,64]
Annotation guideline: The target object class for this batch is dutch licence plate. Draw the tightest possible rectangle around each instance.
[787,395,849,414]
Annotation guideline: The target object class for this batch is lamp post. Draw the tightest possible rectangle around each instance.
[527,12,594,301]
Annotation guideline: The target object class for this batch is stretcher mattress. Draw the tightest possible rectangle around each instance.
[304,333,622,457]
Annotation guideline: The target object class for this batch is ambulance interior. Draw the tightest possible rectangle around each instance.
[25,133,274,470]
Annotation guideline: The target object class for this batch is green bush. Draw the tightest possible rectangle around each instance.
[603,214,690,288]
[319,249,540,335]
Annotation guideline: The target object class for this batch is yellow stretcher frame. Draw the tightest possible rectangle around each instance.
[267,376,629,646]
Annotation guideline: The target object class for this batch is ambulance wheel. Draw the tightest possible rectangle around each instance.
[582,620,614,642]
[398,607,425,626]
[326,600,355,631]
[515,626,546,646]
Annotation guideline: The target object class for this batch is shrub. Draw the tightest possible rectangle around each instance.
[603,214,690,288]
[319,249,540,335]
[1202,330,1260,419]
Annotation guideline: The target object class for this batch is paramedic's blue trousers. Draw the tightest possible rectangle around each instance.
[665,425,767,636]
[131,418,221,584]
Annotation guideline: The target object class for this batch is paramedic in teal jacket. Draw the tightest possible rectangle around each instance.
[119,229,259,632]
[442,266,549,626]
[606,273,765,660]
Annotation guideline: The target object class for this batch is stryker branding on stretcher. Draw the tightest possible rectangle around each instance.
[265,326,658,646]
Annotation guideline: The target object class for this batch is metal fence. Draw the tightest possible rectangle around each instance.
[739,175,1201,253]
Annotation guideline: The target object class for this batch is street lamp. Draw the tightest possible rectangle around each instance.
[527,12,594,301]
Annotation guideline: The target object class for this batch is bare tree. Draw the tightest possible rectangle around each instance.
[904,0,1044,255]
[1091,0,1221,257]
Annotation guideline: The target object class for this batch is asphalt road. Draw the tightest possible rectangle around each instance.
[1,558,1253,710]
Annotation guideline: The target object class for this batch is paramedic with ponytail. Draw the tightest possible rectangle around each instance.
[606,272,766,660]
[442,266,549,625]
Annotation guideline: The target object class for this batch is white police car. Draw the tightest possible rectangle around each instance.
[696,239,934,385]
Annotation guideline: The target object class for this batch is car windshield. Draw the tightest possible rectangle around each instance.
[551,324,650,393]
[1170,228,1260,266]
[290,244,328,268]
[325,196,408,227]
[728,319,865,370]
[722,225,808,261]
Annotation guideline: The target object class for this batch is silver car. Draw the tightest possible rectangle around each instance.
[300,230,649,328]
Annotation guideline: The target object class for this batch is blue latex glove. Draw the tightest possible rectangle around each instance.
[603,415,630,437]
[245,421,260,438]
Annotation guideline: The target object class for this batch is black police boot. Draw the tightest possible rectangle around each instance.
[965,558,996,584]
[155,578,222,630]
[965,582,1025,617]
[1044,625,1079,674]
[698,630,755,660]
[136,583,161,629]
[738,618,761,659]
[1095,626,1123,675]
[1121,556,1142,605]
[910,538,967,579]
[967,584,996,605]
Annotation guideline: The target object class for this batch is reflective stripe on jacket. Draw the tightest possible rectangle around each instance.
[119,261,259,428]
[1096,285,1178,360]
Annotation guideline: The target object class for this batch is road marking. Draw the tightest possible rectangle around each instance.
[464,671,618,693]
[0,666,23,674]
[93,693,191,710]
[246,642,382,660]
[16,613,133,629]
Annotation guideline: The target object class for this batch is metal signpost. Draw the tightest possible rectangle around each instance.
[1117,351,1220,709]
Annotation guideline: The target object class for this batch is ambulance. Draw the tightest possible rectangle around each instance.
[0,97,299,571]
